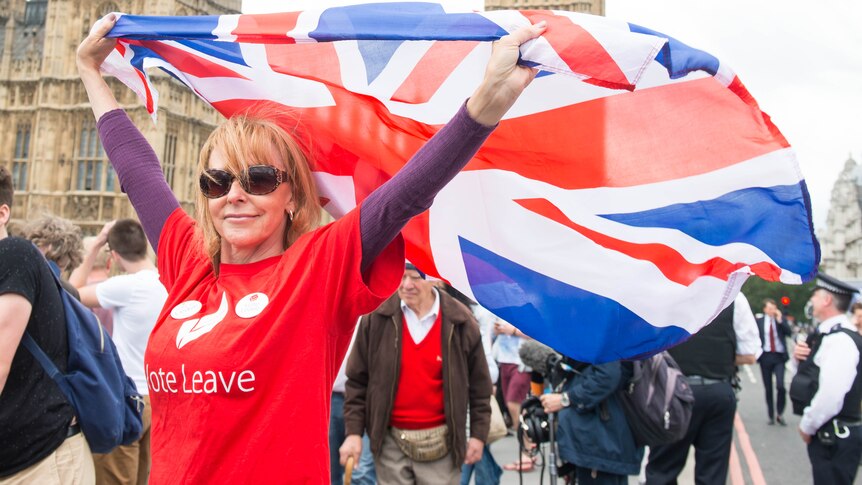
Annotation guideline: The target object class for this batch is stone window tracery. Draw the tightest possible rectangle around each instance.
[12,123,31,191]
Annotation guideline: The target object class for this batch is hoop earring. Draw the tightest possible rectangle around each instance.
[288,209,294,222]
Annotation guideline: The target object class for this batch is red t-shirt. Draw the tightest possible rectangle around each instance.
[146,207,403,484]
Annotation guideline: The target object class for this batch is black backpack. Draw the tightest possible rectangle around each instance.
[617,352,695,447]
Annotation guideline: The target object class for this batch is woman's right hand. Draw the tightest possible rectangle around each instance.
[77,14,122,120]
[76,14,119,75]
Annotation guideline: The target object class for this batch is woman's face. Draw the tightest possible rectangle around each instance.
[206,148,295,263]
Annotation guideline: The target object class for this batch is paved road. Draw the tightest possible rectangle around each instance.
[485,361,830,485]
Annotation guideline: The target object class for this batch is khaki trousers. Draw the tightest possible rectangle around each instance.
[93,395,152,485]
[0,433,95,485]
[374,432,460,485]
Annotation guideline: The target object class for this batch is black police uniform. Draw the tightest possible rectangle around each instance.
[793,273,862,485]
[798,321,862,484]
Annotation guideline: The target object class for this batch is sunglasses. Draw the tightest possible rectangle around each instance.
[199,165,288,199]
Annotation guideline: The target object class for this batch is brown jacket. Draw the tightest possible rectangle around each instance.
[343,291,493,466]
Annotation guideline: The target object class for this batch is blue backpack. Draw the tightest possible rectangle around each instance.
[21,260,144,454]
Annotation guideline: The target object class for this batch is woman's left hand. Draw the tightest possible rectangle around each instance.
[467,21,548,126]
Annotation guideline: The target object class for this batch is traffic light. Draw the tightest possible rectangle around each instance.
[781,296,791,306]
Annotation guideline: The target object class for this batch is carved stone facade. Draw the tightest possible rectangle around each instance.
[485,0,604,15]
[0,0,240,235]
[820,155,862,279]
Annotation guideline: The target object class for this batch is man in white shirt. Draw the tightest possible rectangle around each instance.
[70,219,167,485]
[793,274,862,485]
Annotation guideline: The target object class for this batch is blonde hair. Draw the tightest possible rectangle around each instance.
[24,216,84,273]
[195,113,320,271]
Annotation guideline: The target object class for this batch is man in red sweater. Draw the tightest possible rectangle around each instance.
[341,263,493,484]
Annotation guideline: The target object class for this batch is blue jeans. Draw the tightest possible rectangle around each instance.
[460,446,502,485]
[330,393,346,485]
[352,434,376,485]
[329,393,376,485]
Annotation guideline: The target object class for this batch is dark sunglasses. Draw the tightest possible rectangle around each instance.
[199,165,288,199]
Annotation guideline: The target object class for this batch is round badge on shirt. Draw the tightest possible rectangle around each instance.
[170,300,203,320]
[236,293,269,318]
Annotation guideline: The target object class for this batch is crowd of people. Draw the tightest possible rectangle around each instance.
[1,12,862,485]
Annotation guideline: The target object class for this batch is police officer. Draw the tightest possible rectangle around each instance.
[645,292,761,484]
[794,274,862,485]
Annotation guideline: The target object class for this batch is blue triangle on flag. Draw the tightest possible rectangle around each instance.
[357,40,404,85]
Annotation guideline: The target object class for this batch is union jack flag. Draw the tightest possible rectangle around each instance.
[103,2,819,362]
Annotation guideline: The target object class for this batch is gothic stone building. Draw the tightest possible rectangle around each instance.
[485,0,603,15]
[820,155,862,280]
[0,0,239,235]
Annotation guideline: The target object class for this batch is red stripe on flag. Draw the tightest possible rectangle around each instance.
[134,68,154,114]
[265,43,344,90]
[403,212,443,280]
[522,11,633,91]
[727,75,789,147]
[232,12,301,44]
[467,76,790,189]
[131,40,247,80]
[515,198,782,284]
[391,41,478,104]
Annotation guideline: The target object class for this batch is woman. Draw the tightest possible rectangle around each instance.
[77,13,546,484]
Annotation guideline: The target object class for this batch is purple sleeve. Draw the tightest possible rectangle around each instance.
[97,109,180,252]
[359,103,495,272]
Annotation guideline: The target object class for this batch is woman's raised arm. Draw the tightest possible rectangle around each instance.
[77,14,179,251]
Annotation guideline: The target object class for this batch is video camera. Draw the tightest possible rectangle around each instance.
[518,340,577,393]
[516,341,580,446]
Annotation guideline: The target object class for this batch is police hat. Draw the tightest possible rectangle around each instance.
[815,273,858,296]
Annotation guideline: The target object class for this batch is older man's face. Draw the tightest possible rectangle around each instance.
[398,269,433,309]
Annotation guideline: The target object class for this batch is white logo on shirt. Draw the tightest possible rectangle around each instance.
[175,292,230,349]
[235,292,269,319]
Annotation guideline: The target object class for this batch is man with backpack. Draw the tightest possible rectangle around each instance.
[0,166,96,483]
[645,292,761,485]
[792,274,862,485]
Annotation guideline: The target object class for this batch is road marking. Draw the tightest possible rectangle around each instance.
[744,364,757,384]
[729,440,745,485]
[733,412,767,485]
